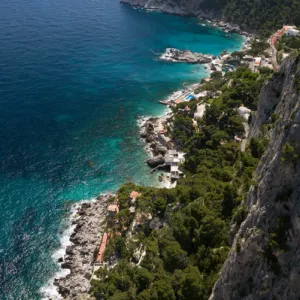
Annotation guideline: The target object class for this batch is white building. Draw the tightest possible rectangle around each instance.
[194,103,207,119]
[284,26,300,36]
[237,106,251,122]
[254,57,262,68]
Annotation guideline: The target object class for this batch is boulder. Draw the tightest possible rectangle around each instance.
[146,156,165,167]
[61,262,72,269]
[156,145,168,155]
[140,130,148,138]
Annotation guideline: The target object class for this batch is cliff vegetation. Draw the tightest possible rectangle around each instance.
[120,0,300,34]
[90,66,275,300]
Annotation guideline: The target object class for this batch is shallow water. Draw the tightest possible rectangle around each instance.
[0,0,244,298]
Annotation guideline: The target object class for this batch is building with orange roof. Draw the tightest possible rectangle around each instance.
[107,203,119,214]
[107,203,119,226]
[175,99,183,105]
[130,191,141,201]
[95,232,108,265]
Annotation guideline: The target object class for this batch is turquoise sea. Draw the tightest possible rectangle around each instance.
[0,0,244,298]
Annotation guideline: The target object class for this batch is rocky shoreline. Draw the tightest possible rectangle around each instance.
[53,195,110,300]
[140,114,173,165]
[120,0,254,37]
[201,18,253,38]
[160,48,213,64]
[48,6,255,299]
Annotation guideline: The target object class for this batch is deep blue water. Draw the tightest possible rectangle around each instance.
[0,0,243,298]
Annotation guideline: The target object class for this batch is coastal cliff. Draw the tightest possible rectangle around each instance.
[120,0,300,33]
[120,0,222,19]
[210,55,300,299]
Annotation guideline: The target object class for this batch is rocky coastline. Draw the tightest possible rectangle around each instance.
[139,114,173,165]
[160,48,213,64]
[48,5,255,299]
[120,0,255,37]
[53,195,110,299]
[201,19,253,37]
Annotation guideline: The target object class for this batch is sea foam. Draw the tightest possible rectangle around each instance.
[39,199,97,299]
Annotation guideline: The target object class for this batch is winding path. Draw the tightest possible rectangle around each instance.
[269,32,280,71]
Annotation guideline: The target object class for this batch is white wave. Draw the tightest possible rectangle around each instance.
[39,198,97,300]
[136,115,151,128]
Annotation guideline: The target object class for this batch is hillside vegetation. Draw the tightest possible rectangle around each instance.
[90,67,275,300]
[222,0,300,34]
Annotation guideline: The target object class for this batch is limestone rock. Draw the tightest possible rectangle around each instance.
[160,48,213,64]
[54,195,109,299]
[146,155,165,167]
[210,56,300,300]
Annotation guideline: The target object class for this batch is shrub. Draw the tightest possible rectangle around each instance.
[281,142,299,164]
[271,112,280,123]
[250,137,268,158]
[236,237,242,253]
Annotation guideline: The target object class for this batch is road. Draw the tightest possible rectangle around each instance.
[270,33,280,71]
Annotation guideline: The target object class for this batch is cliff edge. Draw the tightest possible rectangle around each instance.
[120,0,223,19]
[210,55,300,299]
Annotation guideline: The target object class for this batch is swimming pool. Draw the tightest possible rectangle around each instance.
[185,94,195,101]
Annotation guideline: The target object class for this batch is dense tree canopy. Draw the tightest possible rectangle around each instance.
[199,0,300,34]
[90,67,273,300]
[223,0,300,34]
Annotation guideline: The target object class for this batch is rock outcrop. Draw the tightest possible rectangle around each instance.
[210,55,300,299]
[120,0,253,35]
[160,48,213,64]
[146,155,165,167]
[54,195,109,299]
[120,0,222,19]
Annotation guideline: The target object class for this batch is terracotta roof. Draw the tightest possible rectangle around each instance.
[96,232,108,263]
[107,204,119,213]
[175,99,183,104]
[130,191,141,199]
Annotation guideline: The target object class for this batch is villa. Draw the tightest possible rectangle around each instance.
[107,203,119,226]
[130,190,141,203]
[283,25,299,36]
[170,165,182,180]
[254,57,262,68]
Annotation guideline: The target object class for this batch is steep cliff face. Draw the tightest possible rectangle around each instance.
[210,56,300,299]
[120,0,223,19]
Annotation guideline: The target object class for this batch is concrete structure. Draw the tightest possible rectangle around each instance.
[237,106,251,121]
[254,57,262,68]
[234,135,242,143]
[170,165,182,179]
[129,191,141,214]
[244,55,254,61]
[164,150,185,180]
[130,191,141,202]
[284,26,299,36]
[129,206,136,213]
[107,203,119,226]
[194,103,206,119]
[165,150,180,165]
